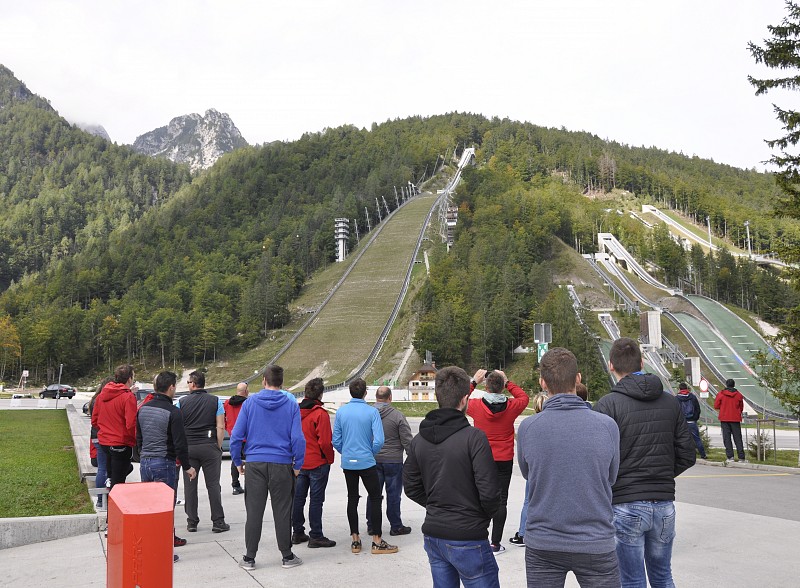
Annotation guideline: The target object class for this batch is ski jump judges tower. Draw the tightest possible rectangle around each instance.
[335,218,349,262]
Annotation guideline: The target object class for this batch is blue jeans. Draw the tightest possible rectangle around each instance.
[140,456,178,492]
[366,462,404,531]
[93,440,108,495]
[686,421,706,458]
[613,501,676,588]
[423,535,499,588]
[518,477,530,536]
[292,464,331,539]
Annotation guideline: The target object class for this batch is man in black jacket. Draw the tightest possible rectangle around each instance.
[594,338,696,588]
[677,382,706,459]
[404,366,501,588]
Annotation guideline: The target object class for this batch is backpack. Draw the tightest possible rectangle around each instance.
[678,394,695,421]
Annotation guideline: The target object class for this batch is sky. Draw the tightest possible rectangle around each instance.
[0,0,792,171]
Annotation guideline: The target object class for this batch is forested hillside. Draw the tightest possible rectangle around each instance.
[0,68,795,386]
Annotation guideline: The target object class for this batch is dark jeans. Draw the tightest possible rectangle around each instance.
[93,440,108,499]
[366,462,404,531]
[101,445,133,488]
[343,466,382,537]
[292,464,331,538]
[526,547,620,588]
[231,442,245,488]
[686,421,706,458]
[140,456,178,491]
[491,460,514,545]
[424,535,499,588]
[244,462,295,559]
[183,443,225,525]
[720,421,745,460]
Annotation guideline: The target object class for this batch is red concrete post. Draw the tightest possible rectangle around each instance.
[107,482,174,588]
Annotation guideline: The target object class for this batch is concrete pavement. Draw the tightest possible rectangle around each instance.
[3,410,800,586]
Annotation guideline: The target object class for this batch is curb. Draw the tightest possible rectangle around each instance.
[0,513,102,550]
[697,458,800,475]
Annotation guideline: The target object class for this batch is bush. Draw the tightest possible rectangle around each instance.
[747,431,774,460]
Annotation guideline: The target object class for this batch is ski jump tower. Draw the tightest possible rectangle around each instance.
[335,218,349,262]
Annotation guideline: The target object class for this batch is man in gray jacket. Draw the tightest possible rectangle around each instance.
[517,347,621,587]
[366,386,413,536]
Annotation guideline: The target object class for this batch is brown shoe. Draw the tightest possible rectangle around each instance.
[371,539,398,554]
[351,540,362,554]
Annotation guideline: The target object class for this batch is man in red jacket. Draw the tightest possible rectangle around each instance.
[91,364,138,488]
[292,377,336,548]
[714,379,746,463]
[468,369,529,554]
[224,382,249,494]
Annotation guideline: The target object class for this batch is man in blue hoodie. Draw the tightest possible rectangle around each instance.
[333,378,398,555]
[517,347,621,587]
[231,365,305,571]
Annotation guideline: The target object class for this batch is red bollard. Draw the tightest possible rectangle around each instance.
[107,482,174,588]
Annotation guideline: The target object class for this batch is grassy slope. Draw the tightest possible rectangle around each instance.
[0,411,94,517]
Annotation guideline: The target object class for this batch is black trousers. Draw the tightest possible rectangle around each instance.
[491,460,514,545]
[101,445,133,488]
[721,421,745,459]
[343,466,383,537]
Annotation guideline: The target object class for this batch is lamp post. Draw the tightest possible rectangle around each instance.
[745,220,752,258]
[706,216,712,248]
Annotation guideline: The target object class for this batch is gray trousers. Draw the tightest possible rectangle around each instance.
[244,462,295,559]
[184,443,225,525]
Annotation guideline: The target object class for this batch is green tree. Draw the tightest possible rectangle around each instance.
[0,314,21,381]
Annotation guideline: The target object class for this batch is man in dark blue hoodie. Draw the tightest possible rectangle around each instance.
[231,365,305,571]
[404,366,501,588]
[517,347,620,587]
[594,338,696,588]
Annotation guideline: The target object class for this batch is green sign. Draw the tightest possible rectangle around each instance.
[537,343,548,362]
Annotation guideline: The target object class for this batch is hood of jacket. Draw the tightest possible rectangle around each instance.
[228,394,247,407]
[541,393,591,411]
[299,397,324,414]
[99,382,131,402]
[252,389,292,411]
[720,388,739,399]
[612,372,664,402]
[419,408,470,444]
[374,402,397,419]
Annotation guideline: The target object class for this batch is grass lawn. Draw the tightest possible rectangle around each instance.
[0,411,94,517]
[703,447,799,468]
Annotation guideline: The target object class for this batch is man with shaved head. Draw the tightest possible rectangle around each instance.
[366,386,413,537]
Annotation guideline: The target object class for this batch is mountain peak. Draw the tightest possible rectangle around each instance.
[132,109,248,171]
[0,64,53,111]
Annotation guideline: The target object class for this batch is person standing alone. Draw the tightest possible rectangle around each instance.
[714,379,746,463]
[676,383,707,459]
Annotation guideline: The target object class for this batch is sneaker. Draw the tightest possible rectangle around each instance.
[232,486,244,495]
[173,554,179,563]
[174,535,187,547]
[291,531,309,545]
[175,499,184,506]
[187,523,197,532]
[509,532,525,546]
[351,540,362,554]
[212,522,230,533]
[281,553,303,568]
[491,543,506,555]
[389,526,412,536]
[96,495,103,508]
[371,539,399,554]
[308,536,336,548]
[239,556,255,570]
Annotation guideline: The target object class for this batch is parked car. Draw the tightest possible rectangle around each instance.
[40,384,76,399]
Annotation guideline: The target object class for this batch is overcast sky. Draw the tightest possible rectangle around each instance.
[0,0,791,171]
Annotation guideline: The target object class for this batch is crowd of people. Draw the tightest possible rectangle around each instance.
[89,335,705,586]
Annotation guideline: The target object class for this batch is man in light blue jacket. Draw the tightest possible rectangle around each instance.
[333,378,398,555]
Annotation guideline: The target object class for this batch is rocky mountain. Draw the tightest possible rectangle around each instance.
[0,64,53,111]
[132,108,248,171]
[75,122,111,141]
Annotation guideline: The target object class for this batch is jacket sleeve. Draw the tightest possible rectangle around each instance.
[506,381,530,417]
[398,413,413,454]
[607,420,620,486]
[91,401,100,430]
[290,403,306,470]
[230,404,247,467]
[371,409,385,455]
[332,412,343,454]
[125,393,137,443]
[135,412,143,455]
[737,392,744,413]
[516,424,529,479]
[472,431,501,518]
[714,394,722,410]
[171,408,191,470]
[317,409,335,464]
[673,407,697,476]
[691,395,701,421]
[403,441,427,506]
